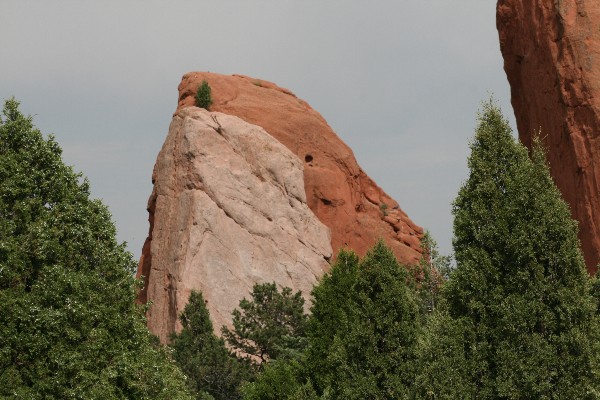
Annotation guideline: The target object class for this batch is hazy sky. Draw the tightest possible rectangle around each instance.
[1,1,515,258]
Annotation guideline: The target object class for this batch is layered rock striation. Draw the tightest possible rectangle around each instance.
[137,107,332,341]
[177,72,423,264]
[497,1,600,272]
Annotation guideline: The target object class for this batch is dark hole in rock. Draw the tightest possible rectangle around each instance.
[305,154,313,163]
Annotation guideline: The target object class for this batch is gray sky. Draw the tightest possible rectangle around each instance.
[1,1,515,259]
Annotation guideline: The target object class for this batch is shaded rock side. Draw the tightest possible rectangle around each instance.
[177,72,423,264]
[137,107,332,342]
[497,1,600,273]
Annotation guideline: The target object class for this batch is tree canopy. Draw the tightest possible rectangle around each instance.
[0,99,192,399]
[170,290,253,400]
[417,100,600,399]
[222,282,308,368]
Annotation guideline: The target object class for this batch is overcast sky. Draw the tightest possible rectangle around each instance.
[1,1,515,259]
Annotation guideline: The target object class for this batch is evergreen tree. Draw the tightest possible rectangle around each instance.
[170,291,253,400]
[411,232,453,315]
[417,101,600,399]
[305,249,359,393]
[240,359,318,400]
[195,80,213,109]
[307,243,423,399]
[0,99,192,399]
[222,282,308,368]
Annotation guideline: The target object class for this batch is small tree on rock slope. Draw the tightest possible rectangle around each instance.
[195,80,213,109]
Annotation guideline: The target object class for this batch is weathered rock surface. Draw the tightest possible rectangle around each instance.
[497,1,600,273]
[176,72,423,264]
[137,107,332,342]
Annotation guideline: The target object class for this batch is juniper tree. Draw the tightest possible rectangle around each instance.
[304,243,423,399]
[195,80,213,109]
[170,291,253,400]
[416,101,600,399]
[0,99,192,399]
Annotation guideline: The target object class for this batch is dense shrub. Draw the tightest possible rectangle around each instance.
[195,80,213,109]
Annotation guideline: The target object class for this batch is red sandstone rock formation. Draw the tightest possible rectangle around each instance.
[176,72,423,263]
[497,1,600,273]
[138,73,424,341]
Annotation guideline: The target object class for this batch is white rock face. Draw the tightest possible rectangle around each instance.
[140,107,332,342]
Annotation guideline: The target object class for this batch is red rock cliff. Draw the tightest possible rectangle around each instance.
[497,1,600,273]
[138,107,333,342]
[137,73,423,341]
[175,72,423,263]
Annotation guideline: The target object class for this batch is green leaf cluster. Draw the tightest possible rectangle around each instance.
[308,242,423,399]
[0,99,192,399]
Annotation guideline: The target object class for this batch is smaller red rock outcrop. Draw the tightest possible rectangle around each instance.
[497,0,600,273]
[176,72,423,264]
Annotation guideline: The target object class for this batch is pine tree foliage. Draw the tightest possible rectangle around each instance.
[307,243,423,399]
[417,100,600,399]
[195,80,213,110]
[222,283,308,367]
[0,99,192,399]
[240,359,318,400]
[305,249,359,392]
[170,291,253,400]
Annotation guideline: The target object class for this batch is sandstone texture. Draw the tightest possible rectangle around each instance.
[176,72,423,264]
[137,107,332,341]
[497,1,600,272]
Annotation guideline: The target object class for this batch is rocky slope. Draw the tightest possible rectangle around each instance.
[497,1,600,273]
[176,72,423,263]
[137,107,332,341]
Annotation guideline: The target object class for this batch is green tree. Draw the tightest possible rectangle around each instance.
[195,80,213,109]
[327,242,422,399]
[170,291,253,400]
[416,101,600,399]
[304,249,359,393]
[242,244,426,399]
[240,359,319,400]
[0,99,192,399]
[306,243,423,399]
[222,283,308,368]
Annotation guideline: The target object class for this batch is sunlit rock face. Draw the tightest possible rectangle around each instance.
[137,107,332,342]
[138,73,425,342]
[176,72,423,264]
[497,1,600,273]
